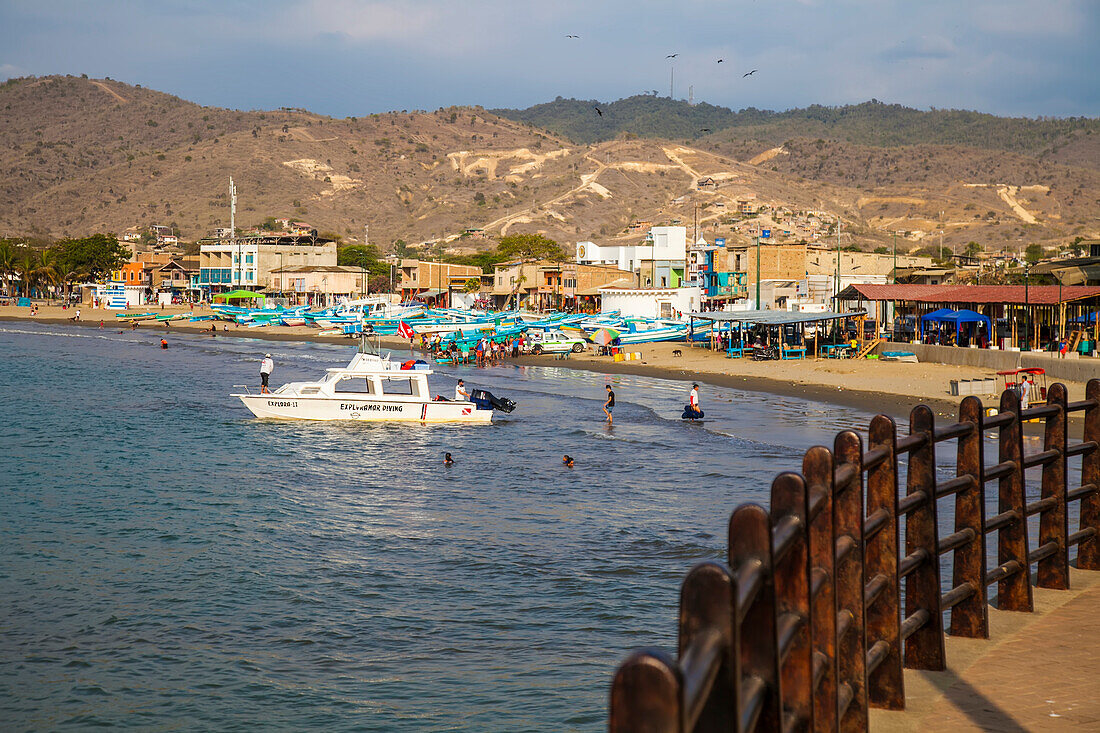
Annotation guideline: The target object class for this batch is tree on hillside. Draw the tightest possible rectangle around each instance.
[1025,243,1045,264]
[337,244,389,279]
[497,233,565,262]
[965,241,983,257]
[53,234,130,279]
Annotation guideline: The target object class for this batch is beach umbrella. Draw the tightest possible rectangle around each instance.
[592,328,619,346]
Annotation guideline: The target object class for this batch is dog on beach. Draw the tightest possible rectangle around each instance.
[672,349,682,357]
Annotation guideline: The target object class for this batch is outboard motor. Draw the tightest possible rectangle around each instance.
[470,389,517,413]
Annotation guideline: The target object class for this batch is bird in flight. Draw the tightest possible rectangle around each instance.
[743,69,758,77]
[566,34,579,38]
[700,128,711,132]
[666,53,678,58]
[717,59,724,64]
[593,106,603,116]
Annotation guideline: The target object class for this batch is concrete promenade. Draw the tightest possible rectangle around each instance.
[871,567,1100,731]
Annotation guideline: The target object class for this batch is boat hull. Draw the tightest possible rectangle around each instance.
[234,394,493,423]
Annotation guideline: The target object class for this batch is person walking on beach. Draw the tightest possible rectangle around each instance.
[603,384,615,424]
[260,353,274,394]
[454,379,469,401]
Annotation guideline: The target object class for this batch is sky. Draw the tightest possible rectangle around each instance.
[1,0,1097,118]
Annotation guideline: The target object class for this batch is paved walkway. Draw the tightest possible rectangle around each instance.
[871,567,1100,732]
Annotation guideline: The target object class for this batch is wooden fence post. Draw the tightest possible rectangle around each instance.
[609,650,682,733]
[996,389,1034,612]
[1037,383,1069,589]
[729,504,780,733]
[864,415,904,709]
[1078,379,1100,570]
[802,447,839,733]
[833,430,868,731]
[679,562,737,730]
[903,405,945,670]
[770,472,812,730]
[951,395,989,638]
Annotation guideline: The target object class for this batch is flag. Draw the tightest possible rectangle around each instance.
[397,321,414,339]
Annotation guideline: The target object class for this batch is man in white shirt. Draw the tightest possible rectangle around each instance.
[454,379,469,401]
[260,354,274,394]
[687,383,702,420]
[1020,374,1031,410]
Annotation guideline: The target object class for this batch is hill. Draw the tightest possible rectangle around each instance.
[2,76,1099,256]
[493,97,1100,161]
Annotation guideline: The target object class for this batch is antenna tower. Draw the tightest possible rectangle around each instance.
[229,177,239,285]
[688,85,694,105]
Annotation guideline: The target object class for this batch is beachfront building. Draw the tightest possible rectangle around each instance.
[269,265,368,306]
[599,285,703,320]
[398,260,481,307]
[197,234,337,296]
[576,225,688,289]
[837,283,1100,353]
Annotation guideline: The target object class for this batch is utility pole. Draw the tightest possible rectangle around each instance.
[670,66,674,99]
[755,235,761,310]
[892,230,897,284]
[364,224,369,249]
[1024,264,1031,351]
[835,218,842,301]
[229,177,237,286]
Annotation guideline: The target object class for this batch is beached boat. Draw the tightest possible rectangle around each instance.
[232,345,516,422]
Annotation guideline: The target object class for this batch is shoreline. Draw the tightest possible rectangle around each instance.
[0,309,989,422]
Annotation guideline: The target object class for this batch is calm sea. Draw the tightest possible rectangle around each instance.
[0,321,1060,731]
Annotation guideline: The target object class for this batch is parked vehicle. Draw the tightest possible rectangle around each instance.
[530,329,587,354]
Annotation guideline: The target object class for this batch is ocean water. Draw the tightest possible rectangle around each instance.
[0,322,1071,731]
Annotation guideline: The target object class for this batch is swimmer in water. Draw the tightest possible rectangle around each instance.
[562,455,574,468]
[443,452,454,465]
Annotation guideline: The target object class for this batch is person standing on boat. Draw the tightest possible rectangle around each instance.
[454,379,469,401]
[260,353,274,394]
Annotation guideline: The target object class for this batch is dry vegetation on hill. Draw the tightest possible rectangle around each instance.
[1,75,1097,256]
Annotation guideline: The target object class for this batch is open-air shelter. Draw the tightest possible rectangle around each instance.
[213,289,266,306]
[837,284,1100,352]
[688,309,868,359]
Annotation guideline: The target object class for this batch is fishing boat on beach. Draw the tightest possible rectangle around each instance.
[232,340,516,423]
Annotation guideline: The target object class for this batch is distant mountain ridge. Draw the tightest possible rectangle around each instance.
[2,75,1099,252]
[493,96,1100,155]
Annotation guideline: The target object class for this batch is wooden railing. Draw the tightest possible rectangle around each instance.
[609,378,1100,732]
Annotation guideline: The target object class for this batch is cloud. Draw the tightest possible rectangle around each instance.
[879,35,957,62]
[0,63,26,80]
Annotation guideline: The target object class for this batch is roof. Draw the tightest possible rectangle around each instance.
[576,277,634,296]
[213,289,265,300]
[836,283,1100,306]
[688,309,867,325]
[270,265,362,273]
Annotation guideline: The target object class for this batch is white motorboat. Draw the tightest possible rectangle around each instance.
[233,346,516,422]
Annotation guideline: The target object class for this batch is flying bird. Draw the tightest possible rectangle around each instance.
[594,106,603,116]
[700,128,711,132]
[742,69,758,77]
[565,34,579,38]
[717,59,724,63]
[666,53,678,58]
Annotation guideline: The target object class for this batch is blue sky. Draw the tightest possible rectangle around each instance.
[1,0,1097,118]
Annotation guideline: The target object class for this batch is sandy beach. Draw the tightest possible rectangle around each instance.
[3,303,1091,423]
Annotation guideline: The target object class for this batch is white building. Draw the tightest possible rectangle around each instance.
[198,238,337,291]
[576,225,688,273]
[599,285,702,320]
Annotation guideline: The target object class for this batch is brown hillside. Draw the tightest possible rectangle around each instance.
[2,75,1098,256]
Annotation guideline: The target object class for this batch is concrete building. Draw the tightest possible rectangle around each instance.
[399,260,482,306]
[576,225,688,289]
[726,242,932,297]
[270,265,367,306]
[599,286,702,320]
[198,236,337,294]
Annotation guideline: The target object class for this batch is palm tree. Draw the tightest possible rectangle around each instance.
[33,250,57,302]
[16,254,36,298]
[0,242,14,297]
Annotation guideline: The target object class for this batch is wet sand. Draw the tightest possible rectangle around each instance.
[3,303,1091,424]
